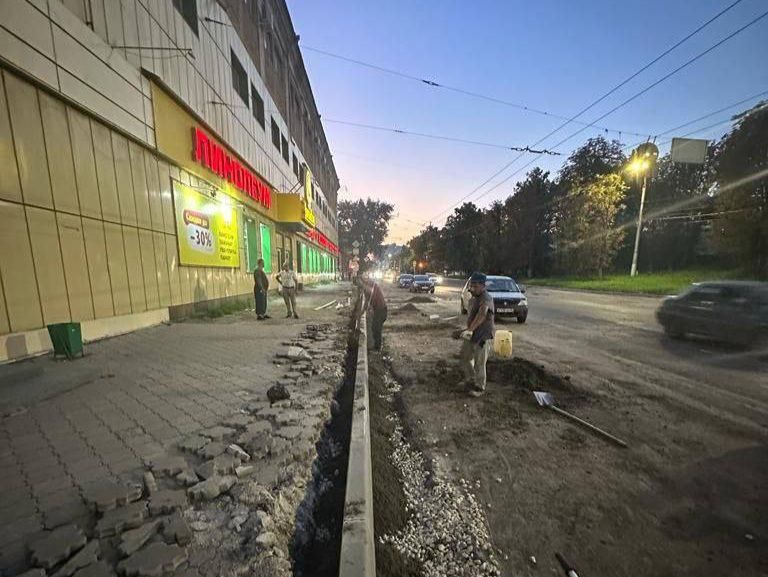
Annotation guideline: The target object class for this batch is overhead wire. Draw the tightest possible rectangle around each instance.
[425,0,762,223]
[410,95,767,244]
[425,4,768,224]
[300,45,649,138]
[322,118,561,154]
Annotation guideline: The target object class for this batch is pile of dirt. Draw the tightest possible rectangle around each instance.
[407,296,435,304]
[393,303,420,314]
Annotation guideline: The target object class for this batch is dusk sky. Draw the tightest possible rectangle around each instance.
[286,0,768,244]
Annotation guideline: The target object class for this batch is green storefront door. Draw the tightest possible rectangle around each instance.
[260,223,272,273]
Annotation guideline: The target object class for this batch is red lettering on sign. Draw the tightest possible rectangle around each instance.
[192,126,271,209]
[305,229,339,255]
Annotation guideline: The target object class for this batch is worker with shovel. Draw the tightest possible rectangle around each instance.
[460,272,495,397]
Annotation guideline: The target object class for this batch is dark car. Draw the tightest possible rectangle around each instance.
[656,281,768,347]
[460,275,528,323]
[398,274,414,288]
[410,275,435,293]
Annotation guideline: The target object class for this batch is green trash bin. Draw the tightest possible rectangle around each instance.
[47,322,84,360]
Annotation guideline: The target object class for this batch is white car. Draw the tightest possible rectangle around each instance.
[460,275,528,323]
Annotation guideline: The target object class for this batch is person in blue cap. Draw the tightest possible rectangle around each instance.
[460,271,495,397]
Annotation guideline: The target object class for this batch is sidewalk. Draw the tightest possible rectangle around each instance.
[0,284,350,576]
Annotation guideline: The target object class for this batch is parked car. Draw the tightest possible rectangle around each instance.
[410,275,435,293]
[426,272,444,285]
[460,275,528,323]
[656,281,768,347]
[397,274,414,289]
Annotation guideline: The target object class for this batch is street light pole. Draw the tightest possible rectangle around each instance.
[630,174,647,277]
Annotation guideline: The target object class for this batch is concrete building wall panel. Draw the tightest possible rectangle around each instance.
[92,121,121,223]
[57,211,95,321]
[68,107,102,219]
[104,221,132,316]
[5,73,54,209]
[82,217,114,319]
[111,132,138,226]
[39,92,80,214]
[139,228,160,309]
[26,206,70,324]
[0,74,22,204]
[122,225,146,312]
[0,202,43,332]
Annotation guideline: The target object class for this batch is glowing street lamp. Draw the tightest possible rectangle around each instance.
[626,143,659,277]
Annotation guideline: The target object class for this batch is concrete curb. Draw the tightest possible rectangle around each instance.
[338,311,376,577]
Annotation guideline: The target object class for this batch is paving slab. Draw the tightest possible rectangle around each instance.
[147,490,187,516]
[116,542,188,577]
[118,520,160,557]
[176,436,209,454]
[83,481,143,512]
[29,524,87,570]
[51,539,99,577]
[198,426,235,441]
[95,502,148,538]
[73,561,116,577]
[187,476,237,501]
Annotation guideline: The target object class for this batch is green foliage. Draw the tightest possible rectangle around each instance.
[553,173,628,276]
[338,198,394,270]
[712,101,768,278]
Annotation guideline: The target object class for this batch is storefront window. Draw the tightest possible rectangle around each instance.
[245,218,259,272]
[259,223,272,273]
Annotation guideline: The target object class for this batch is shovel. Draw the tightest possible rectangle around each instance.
[533,391,627,448]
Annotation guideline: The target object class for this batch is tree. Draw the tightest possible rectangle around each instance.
[558,136,626,188]
[553,173,628,276]
[712,101,768,278]
[337,198,394,273]
[409,225,444,272]
[442,203,484,275]
[505,168,554,277]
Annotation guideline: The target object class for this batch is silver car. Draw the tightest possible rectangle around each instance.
[460,275,528,323]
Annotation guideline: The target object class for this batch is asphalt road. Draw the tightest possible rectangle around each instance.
[425,279,768,432]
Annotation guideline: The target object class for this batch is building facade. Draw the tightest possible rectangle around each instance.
[0,0,340,361]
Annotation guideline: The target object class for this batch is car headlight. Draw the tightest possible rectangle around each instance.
[436,276,443,283]
[520,298,528,306]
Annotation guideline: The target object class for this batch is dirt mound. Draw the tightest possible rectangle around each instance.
[407,296,435,304]
[395,303,420,314]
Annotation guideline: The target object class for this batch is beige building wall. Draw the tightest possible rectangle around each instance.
[0,0,340,359]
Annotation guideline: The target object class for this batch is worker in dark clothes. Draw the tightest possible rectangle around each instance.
[253,259,270,320]
[460,271,495,397]
[363,277,388,350]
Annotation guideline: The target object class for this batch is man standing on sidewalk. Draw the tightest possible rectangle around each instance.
[276,262,299,319]
[460,272,495,397]
[253,259,270,320]
[362,277,387,351]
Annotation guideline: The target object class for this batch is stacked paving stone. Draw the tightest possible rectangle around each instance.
[3,324,346,577]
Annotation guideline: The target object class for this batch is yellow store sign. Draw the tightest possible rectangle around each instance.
[173,181,240,268]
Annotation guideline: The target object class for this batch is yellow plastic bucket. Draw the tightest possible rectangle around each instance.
[492,330,513,358]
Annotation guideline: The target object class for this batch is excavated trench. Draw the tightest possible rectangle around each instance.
[291,320,360,577]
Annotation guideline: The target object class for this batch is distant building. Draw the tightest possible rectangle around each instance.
[0,0,339,361]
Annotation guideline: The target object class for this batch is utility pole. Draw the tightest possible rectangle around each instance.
[630,174,647,277]
[627,142,659,277]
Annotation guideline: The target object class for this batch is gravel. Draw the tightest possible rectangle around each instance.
[379,405,501,577]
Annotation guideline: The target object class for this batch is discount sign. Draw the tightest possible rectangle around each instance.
[173,181,240,268]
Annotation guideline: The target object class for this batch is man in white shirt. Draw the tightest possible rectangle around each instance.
[276,262,299,319]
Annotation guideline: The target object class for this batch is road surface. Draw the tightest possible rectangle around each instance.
[432,279,768,431]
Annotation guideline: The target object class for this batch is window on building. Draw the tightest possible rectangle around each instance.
[251,83,265,128]
[292,154,299,178]
[271,118,280,150]
[281,135,289,163]
[231,49,249,105]
[299,163,307,186]
[259,223,272,273]
[173,0,198,35]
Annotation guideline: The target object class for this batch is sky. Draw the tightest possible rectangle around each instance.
[285,0,768,244]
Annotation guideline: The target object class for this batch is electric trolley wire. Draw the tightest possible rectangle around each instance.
[424,3,767,224]
[322,118,561,154]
